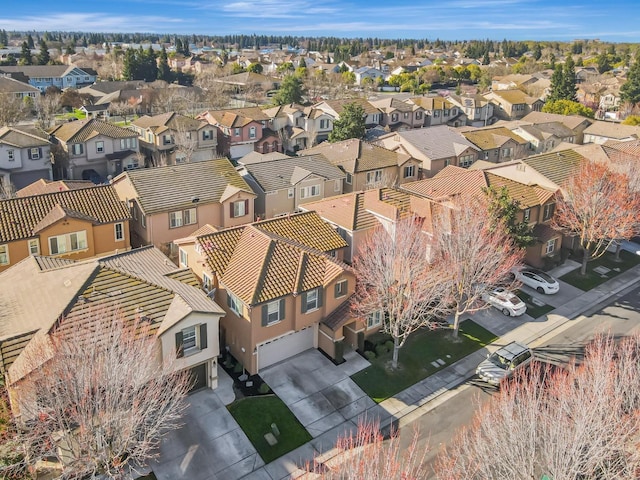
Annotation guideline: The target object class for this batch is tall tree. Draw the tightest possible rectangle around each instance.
[4,315,190,479]
[157,46,172,82]
[552,160,640,275]
[272,73,305,105]
[328,102,366,142]
[0,94,27,126]
[351,217,450,369]
[561,54,577,102]
[484,185,536,249]
[36,38,50,65]
[19,41,32,65]
[433,198,523,337]
[620,54,640,111]
[436,333,640,480]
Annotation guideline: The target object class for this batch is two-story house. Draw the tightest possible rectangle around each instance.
[510,122,576,153]
[48,119,140,181]
[0,65,97,92]
[131,112,218,166]
[519,111,592,144]
[2,246,225,417]
[0,126,52,193]
[313,98,383,128]
[460,126,530,163]
[447,93,494,126]
[0,185,131,272]
[0,75,40,100]
[582,120,640,145]
[174,211,354,373]
[375,125,481,177]
[485,89,543,121]
[111,158,256,250]
[408,96,465,127]
[370,97,425,130]
[237,152,346,219]
[301,138,421,191]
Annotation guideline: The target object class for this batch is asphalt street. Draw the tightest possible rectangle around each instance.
[397,283,640,479]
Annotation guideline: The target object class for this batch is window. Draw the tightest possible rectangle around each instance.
[444,159,451,167]
[163,134,172,145]
[227,291,243,316]
[366,170,383,184]
[304,288,320,312]
[203,129,213,140]
[202,273,212,292]
[444,109,449,117]
[141,214,146,228]
[30,147,40,159]
[249,126,256,139]
[266,300,283,324]
[0,244,8,265]
[391,113,398,122]
[416,111,423,119]
[7,150,14,161]
[403,112,409,119]
[182,326,197,351]
[459,154,475,168]
[334,179,341,192]
[231,200,248,218]
[179,248,188,267]
[434,111,440,117]
[288,188,294,199]
[404,165,415,178]
[234,128,241,137]
[48,231,87,255]
[320,119,328,129]
[169,211,183,228]
[183,208,197,225]
[523,208,531,223]
[95,141,104,154]
[71,143,84,155]
[28,239,39,255]
[114,222,124,241]
[367,310,383,328]
[543,203,555,221]
[300,185,320,199]
[345,173,352,185]
[546,239,555,255]
[502,147,513,157]
[334,280,347,298]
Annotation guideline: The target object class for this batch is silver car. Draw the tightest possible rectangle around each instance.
[476,341,534,386]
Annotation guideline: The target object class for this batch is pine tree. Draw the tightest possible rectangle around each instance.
[19,41,32,65]
[620,54,640,109]
[37,39,50,65]
[27,34,34,49]
[157,46,172,82]
[547,64,564,102]
[328,102,366,142]
[562,54,578,102]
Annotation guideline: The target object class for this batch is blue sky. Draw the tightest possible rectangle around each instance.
[1,0,639,41]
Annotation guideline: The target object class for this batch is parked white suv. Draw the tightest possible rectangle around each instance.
[482,287,527,316]
[476,341,534,386]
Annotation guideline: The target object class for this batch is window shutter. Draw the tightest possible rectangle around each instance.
[199,324,208,349]
[27,149,32,160]
[175,331,184,358]
[229,202,234,218]
[244,199,249,215]
[38,148,42,158]
[279,298,285,320]
[334,283,339,298]
[317,288,323,308]
[301,292,308,313]
[261,305,268,326]
[226,292,231,307]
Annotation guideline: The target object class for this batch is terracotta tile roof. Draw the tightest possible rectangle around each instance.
[401,166,488,200]
[132,112,204,133]
[533,223,560,243]
[521,111,592,131]
[16,179,94,197]
[462,127,528,150]
[322,295,354,331]
[201,106,270,126]
[48,118,137,143]
[522,149,587,187]
[114,158,254,214]
[409,96,454,110]
[485,173,554,208]
[370,97,419,113]
[0,185,130,243]
[603,139,640,158]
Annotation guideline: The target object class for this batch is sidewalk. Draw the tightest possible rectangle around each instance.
[242,262,640,479]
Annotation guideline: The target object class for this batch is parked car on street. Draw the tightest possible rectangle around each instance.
[513,267,559,294]
[476,341,534,386]
[482,287,527,316]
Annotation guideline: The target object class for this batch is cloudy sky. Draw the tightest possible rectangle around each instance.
[1,0,639,41]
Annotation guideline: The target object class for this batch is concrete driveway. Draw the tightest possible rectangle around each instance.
[152,371,263,480]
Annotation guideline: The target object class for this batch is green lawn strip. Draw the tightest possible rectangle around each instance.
[228,395,312,463]
[560,250,640,291]
[516,291,554,319]
[351,320,498,403]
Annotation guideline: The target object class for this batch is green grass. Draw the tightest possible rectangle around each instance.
[516,290,554,319]
[352,320,498,403]
[55,108,87,121]
[560,250,640,291]
[228,395,311,463]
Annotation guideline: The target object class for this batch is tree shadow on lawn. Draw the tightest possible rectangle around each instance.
[351,320,498,403]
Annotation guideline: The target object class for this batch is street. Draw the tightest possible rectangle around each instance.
[397,283,640,479]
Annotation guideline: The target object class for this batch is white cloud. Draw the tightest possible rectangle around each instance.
[0,13,187,33]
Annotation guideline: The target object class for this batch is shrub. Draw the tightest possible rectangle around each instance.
[258,383,271,394]
[364,351,376,361]
[384,340,394,351]
[223,357,235,369]
[233,362,244,374]
[375,344,388,357]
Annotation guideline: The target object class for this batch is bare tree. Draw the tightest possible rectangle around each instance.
[152,88,200,115]
[302,420,428,479]
[194,64,233,110]
[0,94,28,126]
[351,216,450,369]
[436,333,640,480]
[107,101,134,125]
[34,92,61,129]
[173,120,199,164]
[551,159,640,275]
[5,313,191,479]
[433,198,523,337]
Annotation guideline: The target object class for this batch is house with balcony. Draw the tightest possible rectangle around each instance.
[48,119,140,181]
[0,126,52,193]
[130,112,218,166]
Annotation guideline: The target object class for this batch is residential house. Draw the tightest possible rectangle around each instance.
[510,122,577,153]
[582,120,640,145]
[198,107,281,159]
[0,65,96,92]
[212,72,279,95]
[369,97,425,130]
[111,158,256,249]
[313,98,383,128]
[408,96,465,127]
[174,211,354,373]
[130,112,217,166]
[261,103,332,151]
[301,138,420,192]
[353,66,384,85]
[519,111,593,144]
[15,178,94,197]
[447,93,494,126]
[0,75,40,99]
[0,126,52,193]
[2,246,225,416]
[0,185,131,272]
[375,125,481,177]
[460,126,530,163]
[237,152,346,219]
[485,89,543,120]
[48,119,140,181]
[301,106,335,145]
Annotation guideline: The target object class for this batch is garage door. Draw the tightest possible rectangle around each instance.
[258,326,315,371]
[188,363,208,393]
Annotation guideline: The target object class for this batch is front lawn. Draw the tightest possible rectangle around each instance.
[228,395,311,463]
[560,250,640,291]
[516,291,554,319]
[351,320,497,403]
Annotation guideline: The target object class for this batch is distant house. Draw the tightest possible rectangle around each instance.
[313,98,383,128]
[0,65,96,92]
[0,76,40,99]
[485,89,543,120]
[447,93,494,126]
[353,66,384,85]
[583,120,640,145]
[461,126,530,163]
[370,97,425,130]
[0,126,52,193]
[510,122,577,153]
[409,96,465,127]
[519,111,592,144]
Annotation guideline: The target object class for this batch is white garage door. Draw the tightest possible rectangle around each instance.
[258,326,315,371]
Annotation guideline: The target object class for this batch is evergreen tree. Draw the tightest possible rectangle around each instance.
[597,52,612,74]
[328,102,366,142]
[561,54,578,102]
[272,74,305,105]
[620,54,640,109]
[65,42,75,56]
[533,43,542,61]
[19,41,32,65]
[484,186,535,249]
[157,46,172,82]
[37,39,50,65]
[547,64,564,102]
[122,48,137,80]
[142,45,158,81]
[27,34,34,49]
[482,51,490,65]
